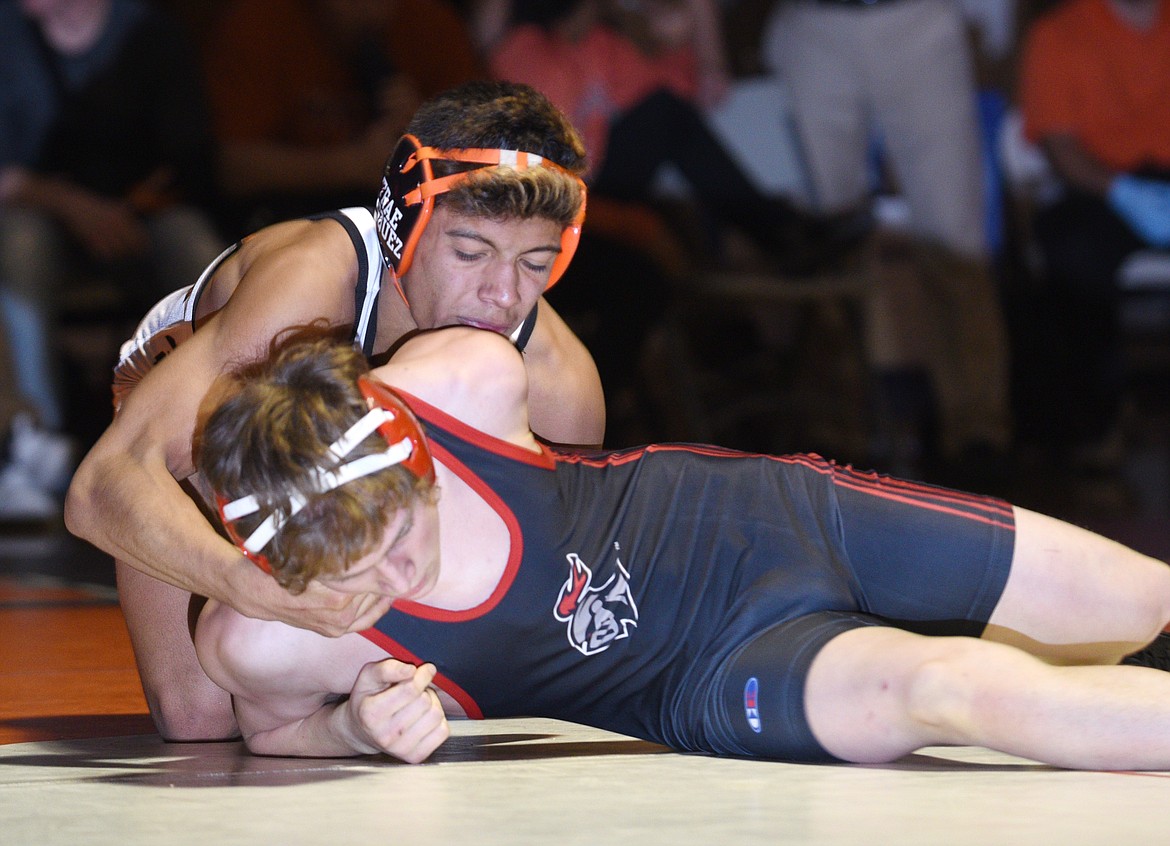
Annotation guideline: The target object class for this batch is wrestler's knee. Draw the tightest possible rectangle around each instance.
[902,638,991,743]
[1106,548,1170,649]
[903,636,1060,749]
[806,626,983,761]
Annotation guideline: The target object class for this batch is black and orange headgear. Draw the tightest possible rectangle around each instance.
[374,134,587,297]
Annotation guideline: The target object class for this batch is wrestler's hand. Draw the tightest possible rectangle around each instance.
[343,660,450,763]
[230,567,393,637]
[285,580,395,636]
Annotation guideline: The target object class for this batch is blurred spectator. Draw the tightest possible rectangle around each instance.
[0,0,223,439]
[956,0,1019,91]
[595,0,732,108]
[0,319,71,522]
[203,0,486,236]
[476,0,869,445]
[1016,0,1170,469]
[480,0,719,182]
[485,0,862,272]
[473,0,731,106]
[761,0,1014,480]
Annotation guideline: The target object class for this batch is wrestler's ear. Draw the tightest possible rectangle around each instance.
[357,376,435,483]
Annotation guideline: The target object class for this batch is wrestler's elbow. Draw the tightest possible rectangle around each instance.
[63,447,107,542]
[64,441,147,549]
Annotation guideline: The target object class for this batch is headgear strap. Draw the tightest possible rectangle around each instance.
[217,379,433,575]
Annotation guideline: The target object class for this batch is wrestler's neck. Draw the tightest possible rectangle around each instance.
[416,461,511,612]
[31,0,112,54]
[375,274,423,355]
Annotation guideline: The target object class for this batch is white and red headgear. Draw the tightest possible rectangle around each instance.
[217,378,433,574]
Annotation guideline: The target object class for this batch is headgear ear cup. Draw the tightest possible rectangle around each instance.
[216,494,275,574]
[374,134,434,279]
[217,376,435,574]
[548,190,586,288]
[357,376,435,483]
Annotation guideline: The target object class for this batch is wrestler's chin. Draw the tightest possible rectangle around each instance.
[393,561,440,603]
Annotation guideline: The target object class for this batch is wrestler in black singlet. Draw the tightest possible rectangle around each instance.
[366,392,1016,762]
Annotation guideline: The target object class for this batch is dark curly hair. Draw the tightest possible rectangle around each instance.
[406,80,587,172]
[402,81,588,229]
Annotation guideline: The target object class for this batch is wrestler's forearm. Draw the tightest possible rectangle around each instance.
[244,692,447,763]
[67,441,393,633]
[64,444,245,604]
[242,701,375,759]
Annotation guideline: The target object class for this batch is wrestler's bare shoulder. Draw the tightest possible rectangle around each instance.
[522,299,605,447]
[200,217,361,315]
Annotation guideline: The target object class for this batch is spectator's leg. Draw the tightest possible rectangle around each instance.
[761,2,873,213]
[869,0,1012,459]
[0,208,69,430]
[1032,193,1139,453]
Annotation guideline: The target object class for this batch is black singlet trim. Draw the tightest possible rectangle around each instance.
[514,303,538,352]
[308,209,377,356]
[189,241,241,326]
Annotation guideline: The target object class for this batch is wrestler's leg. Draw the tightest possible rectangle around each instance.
[982,507,1170,664]
[117,560,239,740]
[804,625,1170,770]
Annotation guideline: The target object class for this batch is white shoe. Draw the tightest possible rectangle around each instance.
[0,461,58,522]
[9,413,75,494]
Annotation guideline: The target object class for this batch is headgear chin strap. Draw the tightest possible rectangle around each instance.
[217,378,433,575]
[374,134,587,303]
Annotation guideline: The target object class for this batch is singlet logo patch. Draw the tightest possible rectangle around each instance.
[744,677,762,733]
[553,547,638,656]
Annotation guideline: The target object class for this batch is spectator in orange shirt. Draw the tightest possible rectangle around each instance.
[1017,0,1170,470]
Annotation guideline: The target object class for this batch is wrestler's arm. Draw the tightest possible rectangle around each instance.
[64,223,391,633]
[520,297,606,448]
[196,601,449,761]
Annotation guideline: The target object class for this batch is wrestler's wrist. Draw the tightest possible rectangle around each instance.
[333,698,379,756]
[219,551,284,620]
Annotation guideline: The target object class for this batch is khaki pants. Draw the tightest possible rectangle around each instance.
[763,0,1012,453]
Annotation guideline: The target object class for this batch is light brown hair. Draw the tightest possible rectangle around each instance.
[196,325,435,594]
